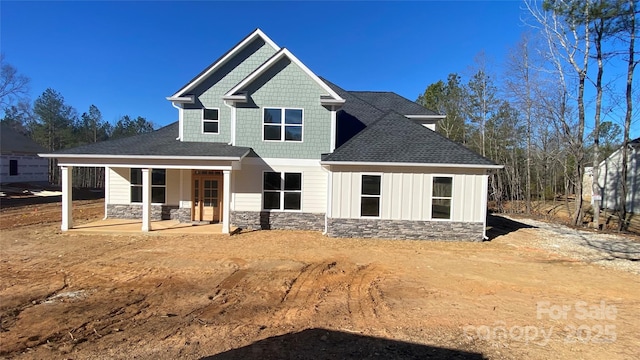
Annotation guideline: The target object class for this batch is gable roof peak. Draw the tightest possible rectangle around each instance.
[224,47,345,104]
[168,29,280,100]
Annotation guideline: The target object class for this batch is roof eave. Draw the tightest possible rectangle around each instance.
[39,152,250,162]
[166,95,195,104]
[405,115,446,120]
[320,160,503,169]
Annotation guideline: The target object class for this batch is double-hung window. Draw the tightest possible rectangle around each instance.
[263,172,302,211]
[202,108,219,134]
[360,175,381,217]
[432,176,452,219]
[263,108,303,142]
[131,168,166,204]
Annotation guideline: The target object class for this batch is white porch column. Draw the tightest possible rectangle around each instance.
[61,166,73,231]
[222,170,231,234]
[103,166,110,220]
[141,168,151,232]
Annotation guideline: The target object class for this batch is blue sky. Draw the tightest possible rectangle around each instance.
[2,1,532,128]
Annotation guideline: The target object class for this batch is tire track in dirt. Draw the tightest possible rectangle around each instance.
[280,261,340,324]
[346,264,391,333]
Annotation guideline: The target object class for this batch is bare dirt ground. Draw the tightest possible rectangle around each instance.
[1,200,639,359]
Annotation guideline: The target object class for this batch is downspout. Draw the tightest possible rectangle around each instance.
[172,102,183,141]
[481,172,489,240]
[330,106,337,152]
[224,101,236,146]
[323,166,333,236]
[103,166,110,220]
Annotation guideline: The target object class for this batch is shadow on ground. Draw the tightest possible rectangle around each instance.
[0,188,104,209]
[485,214,536,241]
[201,328,486,360]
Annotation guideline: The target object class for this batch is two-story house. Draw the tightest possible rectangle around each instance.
[43,29,502,241]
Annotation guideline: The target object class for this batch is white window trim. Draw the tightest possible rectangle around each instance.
[359,173,382,219]
[431,175,453,221]
[261,107,304,143]
[261,171,303,212]
[202,107,220,134]
[130,168,167,205]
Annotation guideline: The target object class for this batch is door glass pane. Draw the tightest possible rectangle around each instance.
[194,180,199,205]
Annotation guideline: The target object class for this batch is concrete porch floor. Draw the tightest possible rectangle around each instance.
[69,219,232,235]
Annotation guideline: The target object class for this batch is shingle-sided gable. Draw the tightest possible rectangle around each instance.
[169,29,280,99]
[322,111,498,167]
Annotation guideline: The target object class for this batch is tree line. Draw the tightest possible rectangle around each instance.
[416,0,638,230]
[0,57,154,186]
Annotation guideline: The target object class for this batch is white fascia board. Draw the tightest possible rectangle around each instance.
[319,160,504,169]
[39,151,250,162]
[166,95,195,104]
[58,162,234,170]
[222,94,248,102]
[170,29,280,98]
[224,48,345,102]
[405,115,446,120]
[320,98,346,106]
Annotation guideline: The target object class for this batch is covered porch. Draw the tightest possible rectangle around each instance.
[45,157,249,234]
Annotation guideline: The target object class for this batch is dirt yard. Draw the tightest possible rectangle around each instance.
[1,200,639,359]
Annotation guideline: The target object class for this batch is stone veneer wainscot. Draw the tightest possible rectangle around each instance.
[326,218,484,242]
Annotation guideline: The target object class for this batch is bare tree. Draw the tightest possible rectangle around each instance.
[526,0,591,226]
[618,0,638,230]
[0,54,30,110]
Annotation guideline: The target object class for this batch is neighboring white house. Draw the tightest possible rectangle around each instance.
[596,138,640,214]
[0,125,49,185]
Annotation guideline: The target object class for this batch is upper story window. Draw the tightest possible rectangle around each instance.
[263,108,303,142]
[202,108,219,134]
[432,176,452,219]
[360,175,381,217]
[131,168,166,204]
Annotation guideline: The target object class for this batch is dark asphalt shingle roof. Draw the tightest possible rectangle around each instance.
[322,111,498,166]
[348,91,439,116]
[1,125,48,154]
[50,122,250,158]
[321,78,386,126]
